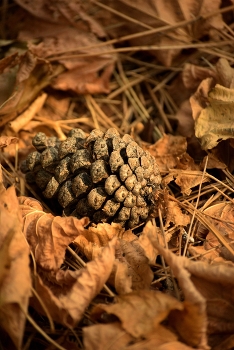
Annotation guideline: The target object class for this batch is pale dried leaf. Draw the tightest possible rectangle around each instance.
[191,83,234,150]
[0,187,31,349]
[74,223,128,247]
[19,196,89,271]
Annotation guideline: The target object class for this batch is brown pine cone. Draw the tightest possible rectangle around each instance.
[21,128,161,228]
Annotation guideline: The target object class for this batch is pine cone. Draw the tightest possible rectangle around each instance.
[21,128,161,228]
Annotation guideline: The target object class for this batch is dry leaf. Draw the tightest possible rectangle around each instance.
[19,196,89,271]
[75,223,153,292]
[75,222,131,248]
[182,63,217,90]
[92,290,183,338]
[164,169,209,196]
[83,322,134,350]
[165,200,191,228]
[144,134,187,172]
[0,136,18,148]
[148,235,234,349]
[30,238,116,327]
[110,260,133,294]
[15,0,106,36]
[191,82,234,150]
[0,187,31,349]
[15,0,116,95]
[92,0,223,66]
[192,203,234,263]
[149,238,209,349]
[0,51,54,120]
[83,322,194,350]
[51,62,114,95]
[137,221,160,265]
[175,100,195,138]
[116,239,153,290]
[186,261,234,346]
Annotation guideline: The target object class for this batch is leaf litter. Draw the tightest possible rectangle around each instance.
[1,0,234,349]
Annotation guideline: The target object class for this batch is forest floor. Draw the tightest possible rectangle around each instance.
[1,1,234,349]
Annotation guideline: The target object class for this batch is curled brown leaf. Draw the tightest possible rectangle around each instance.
[19,196,89,271]
[31,238,116,327]
[0,187,31,349]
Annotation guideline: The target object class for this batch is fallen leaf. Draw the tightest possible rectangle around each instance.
[182,63,217,90]
[83,322,134,350]
[110,260,133,294]
[116,239,153,290]
[192,203,234,263]
[191,82,234,150]
[0,136,18,148]
[83,322,194,350]
[0,51,54,120]
[144,134,188,172]
[147,235,234,349]
[19,196,89,271]
[74,223,153,292]
[165,200,191,228]
[30,238,116,327]
[92,290,183,338]
[92,0,223,66]
[187,261,234,343]
[163,169,210,196]
[51,61,114,95]
[137,221,160,265]
[15,0,106,37]
[15,1,116,95]
[0,187,31,349]
[175,100,195,138]
[148,238,209,349]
